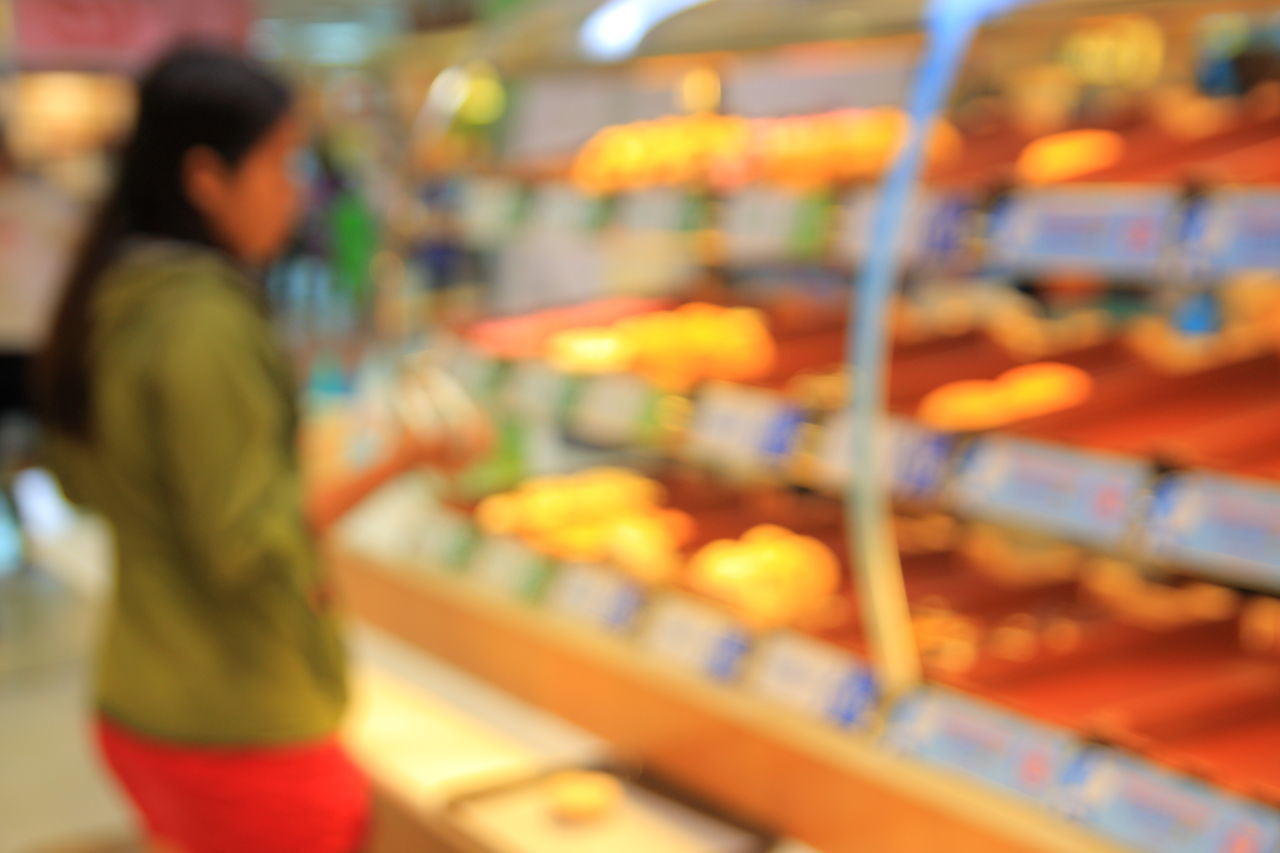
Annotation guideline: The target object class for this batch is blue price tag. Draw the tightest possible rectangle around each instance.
[708,630,752,682]
[642,594,752,682]
[953,437,1147,547]
[748,632,877,728]
[1060,750,1280,853]
[991,190,1177,276]
[884,688,1080,802]
[546,563,646,633]
[815,415,952,498]
[920,193,974,260]
[1146,473,1280,594]
[687,383,802,476]
[891,420,954,500]
[1196,192,1280,274]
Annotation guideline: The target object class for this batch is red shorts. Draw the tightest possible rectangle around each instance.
[95,717,369,853]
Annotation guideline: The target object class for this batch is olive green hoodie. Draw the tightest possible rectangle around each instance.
[46,240,347,745]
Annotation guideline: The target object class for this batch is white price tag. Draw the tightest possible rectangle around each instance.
[415,509,475,570]
[723,188,800,261]
[533,184,590,232]
[347,519,419,563]
[837,191,930,262]
[444,343,499,396]
[747,632,876,727]
[569,373,656,446]
[546,563,644,632]
[459,178,517,247]
[617,188,684,232]
[687,383,795,475]
[338,474,435,562]
[641,595,751,681]
[814,415,952,499]
[816,410,854,487]
[508,360,571,420]
[469,536,548,601]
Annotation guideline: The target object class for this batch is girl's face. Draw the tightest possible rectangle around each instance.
[185,112,304,266]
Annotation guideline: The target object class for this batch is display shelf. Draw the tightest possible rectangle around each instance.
[351,320,1280,833]
[328,538,1130,853]
[345,5,1280,848]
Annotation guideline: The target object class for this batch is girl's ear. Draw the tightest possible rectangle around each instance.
[182,146,230,216]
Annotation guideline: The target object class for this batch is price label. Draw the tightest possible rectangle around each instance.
[545,563,645,633]
[1145,473,1280,594]
[837,191,932,262]
[885,688,1079,802]
[459,178,518,247]
[469,536,552,602]
[991,189,1177,276]
[1059,750,1280,853]
[641,594,752,682]
[891,420,954,500]
[953,437,1147,548]
[747,632,877,728]
[532,184,591,233]
[815,411,855,487]
[686,383,803,476]
[723,188,801,261]
[919,193,976,261]
[815,415,952,499]
[568,373,658,447]
[1196,191,1280,274]
[343,514,418,563]
[508,359,573,421]
[414,509,477,571]
[617,188,685,232]
[444,343,502,398]
[337,474,436,562]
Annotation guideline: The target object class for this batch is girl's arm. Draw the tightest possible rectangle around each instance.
[306,437,425,537]
[306,423,492,538]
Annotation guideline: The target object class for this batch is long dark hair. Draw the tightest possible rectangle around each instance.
[38,45,292,442]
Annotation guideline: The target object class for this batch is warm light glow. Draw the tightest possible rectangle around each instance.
[687,525,841,629]
[1016,129,1125,184]
[426,62,506,126]
[1061,16,1165,89]
[10,72,134,161]
[545,303,776,391]
[679,66,721,114]
[475,468,693,583]
[572,109,962,193]
[917,362,1094,431]
[580,0,717,62]
[546,327,637,374]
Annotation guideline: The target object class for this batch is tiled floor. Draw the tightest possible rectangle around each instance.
[0,569,134,853]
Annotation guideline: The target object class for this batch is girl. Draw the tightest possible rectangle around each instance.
[38,46,464,853]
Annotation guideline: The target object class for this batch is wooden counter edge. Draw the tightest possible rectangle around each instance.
[331,542,1128,853]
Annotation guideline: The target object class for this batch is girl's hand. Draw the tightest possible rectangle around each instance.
[392,414,495,473]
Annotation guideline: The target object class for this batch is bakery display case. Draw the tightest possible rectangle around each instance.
[321,2,1280,851]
